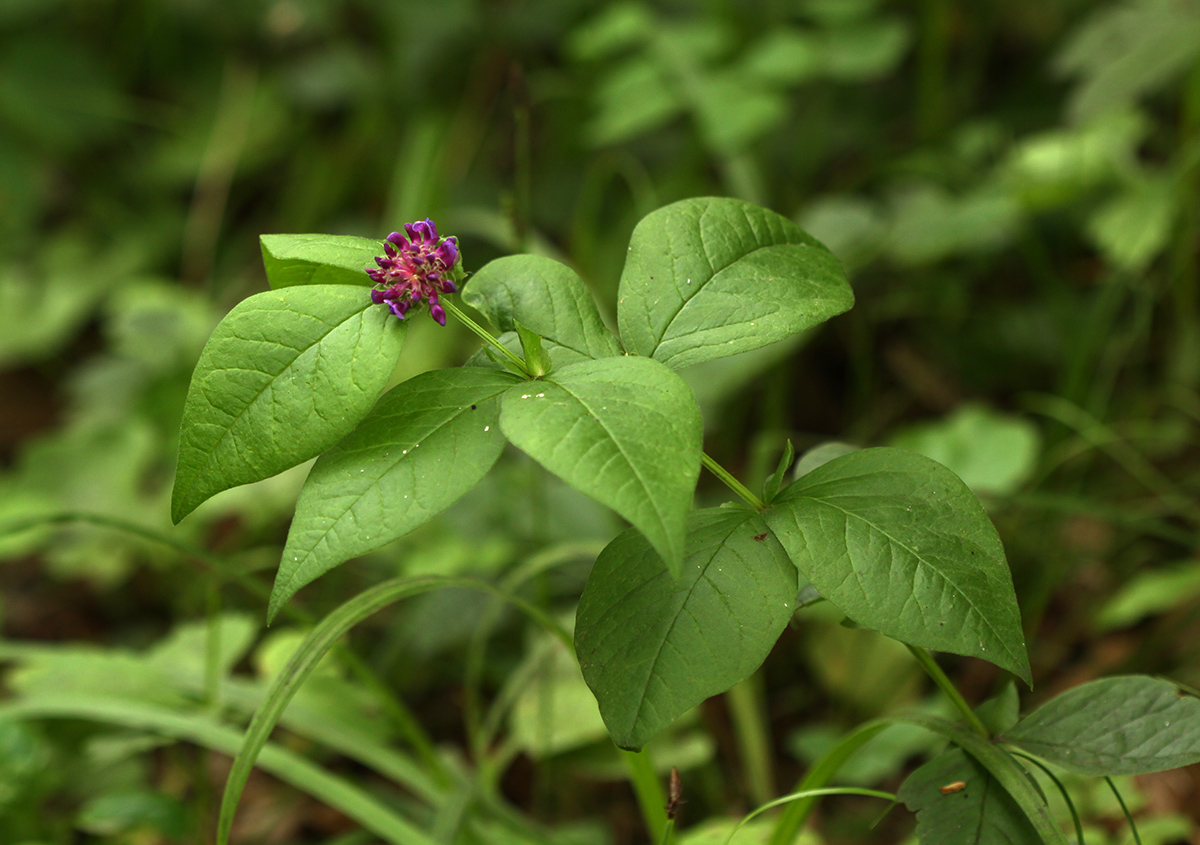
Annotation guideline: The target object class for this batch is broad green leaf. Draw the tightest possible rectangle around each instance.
[271,367,519,617]
[260,234,382,289]
[576,508,796,750]
[616,197,853,369]
[764,448,1031,683]
[1003,676,1200,776]
[172,285,404,523]
[898,713,1068,845]
[463,255,622,360]
[898,747,1040,845]
[499,356,702,569]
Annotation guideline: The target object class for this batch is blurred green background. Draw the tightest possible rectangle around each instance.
[2,0,1200,842]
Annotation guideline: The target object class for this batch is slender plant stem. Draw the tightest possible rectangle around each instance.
[442,299,532,377]
[727,675,775,806]
[905,645,989,738]
[702,452,766,510]
[621,749,668,843]
[658,819,677,845]
[1010,749,1085,845]
[1105,777,1143,845]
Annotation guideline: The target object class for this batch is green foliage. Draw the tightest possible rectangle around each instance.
[899,747,1040,844]
[765,448,1031,683]
[6,1,1200,842]
[172,285,406,523]
[499,356,703,571]
[273,367,518,616]
[575,509,796,749]
[1003,677,1200,776]
[464,255,623,359]
[260,234,383,289]
[617,198,853,369]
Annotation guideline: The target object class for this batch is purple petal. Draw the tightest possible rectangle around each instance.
[411,219,437,243]
[434,239,459,266]
[383,243,397,258]
[370,289,386,304]
[430,303,446,326]
[388,300,408,319]
[442,279,457,294]
[387,232,407,246]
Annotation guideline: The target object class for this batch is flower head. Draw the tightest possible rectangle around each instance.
[366,219,463,325]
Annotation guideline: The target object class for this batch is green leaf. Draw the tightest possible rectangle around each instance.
[260,234,382,289]
[763,448,1031,684]
[898,713,1068,845]
[576,508,796,750]
[499,356,702,570]
[898,747,1040,845]
[616,197,853,369]
[77,789,187,838]
[172,285,405,523]
[463,255,622,360]
[762,440,794,504]
[216,574,569,845]
[889,405,1041,497]
[1003,676,1200,776]
[271,368,519,618]
[976,682,1020,736]
[515,321,553,377]
[0,697,437,845]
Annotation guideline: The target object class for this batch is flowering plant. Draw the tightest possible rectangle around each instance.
[173,197,1200,845]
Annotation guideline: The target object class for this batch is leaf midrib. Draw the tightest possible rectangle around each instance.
[624,513,751,739]
[545,378,676,561]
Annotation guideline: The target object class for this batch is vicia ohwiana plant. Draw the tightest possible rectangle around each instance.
[174,197,1200,844]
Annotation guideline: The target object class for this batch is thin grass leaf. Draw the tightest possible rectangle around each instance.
[0,697,434,845]
[217,575,571,845]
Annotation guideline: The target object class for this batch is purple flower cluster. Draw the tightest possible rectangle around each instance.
[367,219,461,325]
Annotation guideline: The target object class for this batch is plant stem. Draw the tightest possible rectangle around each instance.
[905,645,989,738]
[727,675,774,806]
[621,749,668,843]
[442,298,533,377]
[702,452,766,510]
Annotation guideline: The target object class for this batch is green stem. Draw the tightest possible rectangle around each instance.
[702,452,766,510]
[658,819,677,845]
[1105,777,1142,845]
[727,675,774,806]
[727,788,898,845]
[621,749,668,843]
[905,645,989,738]
[767,720,890,845]
[441,298,533,377]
